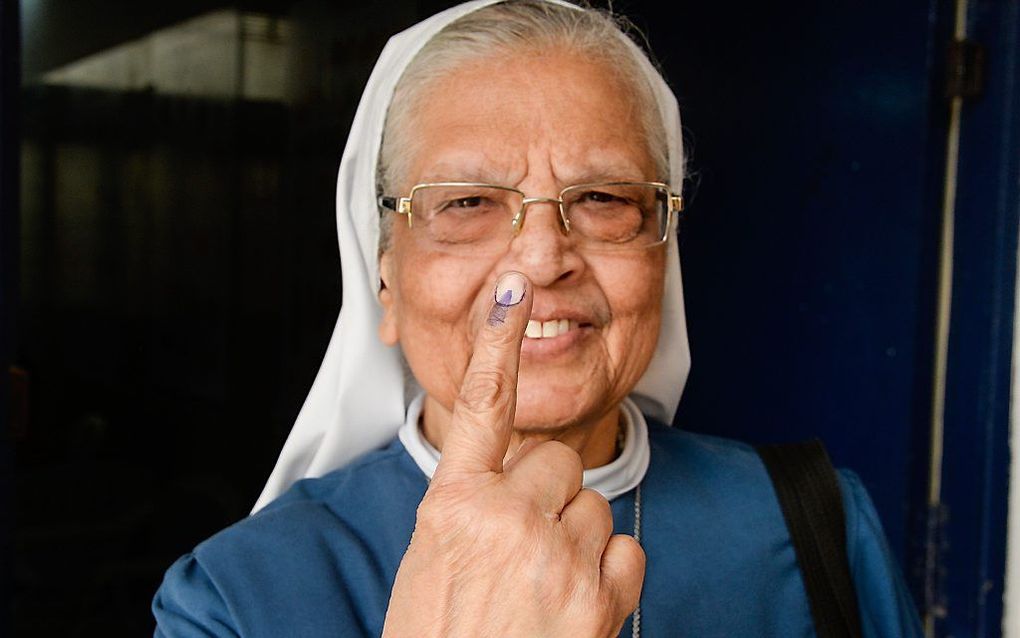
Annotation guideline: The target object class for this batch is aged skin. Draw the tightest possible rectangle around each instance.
[378,47,662,637]
[378,48,666,469]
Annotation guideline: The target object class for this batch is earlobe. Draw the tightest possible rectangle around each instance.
[378,253,399,346]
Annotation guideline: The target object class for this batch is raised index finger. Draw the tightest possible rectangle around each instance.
[434,271,532,478]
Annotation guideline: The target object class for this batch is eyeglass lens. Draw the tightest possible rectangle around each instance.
[411,183,669,252]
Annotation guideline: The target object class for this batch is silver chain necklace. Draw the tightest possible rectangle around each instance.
[632,483,642,638]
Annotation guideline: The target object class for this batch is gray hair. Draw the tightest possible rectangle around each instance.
[376,0,670,253]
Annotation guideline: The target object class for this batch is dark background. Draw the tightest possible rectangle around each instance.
[6,0,1020,636]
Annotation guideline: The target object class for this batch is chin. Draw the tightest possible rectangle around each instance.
[512,379,604,431]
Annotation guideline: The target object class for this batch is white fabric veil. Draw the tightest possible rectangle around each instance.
[253,0,691,513]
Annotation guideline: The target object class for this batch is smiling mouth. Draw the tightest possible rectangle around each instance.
[524,319,592,339]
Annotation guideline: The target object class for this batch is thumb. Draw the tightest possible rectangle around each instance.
[435,271,532,477]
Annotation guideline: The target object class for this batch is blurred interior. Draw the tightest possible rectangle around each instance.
[11,0,1020,636]
[15,1,432,633]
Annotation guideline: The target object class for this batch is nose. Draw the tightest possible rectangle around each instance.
[504,198,582,287]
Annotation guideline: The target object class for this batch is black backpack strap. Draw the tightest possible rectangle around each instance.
[755,440,863,638]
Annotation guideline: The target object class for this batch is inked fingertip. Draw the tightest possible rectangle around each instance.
[487,304,509,326]
[494,271,527,307]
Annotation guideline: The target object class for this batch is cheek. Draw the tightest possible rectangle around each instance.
[594,252,666,373]
[392,243,498,402]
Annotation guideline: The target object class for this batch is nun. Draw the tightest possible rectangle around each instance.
[152,1,923,636]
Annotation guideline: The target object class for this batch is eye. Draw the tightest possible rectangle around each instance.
[578,190,623,204]
[449,196,484,208]
[432,194,505,223]
[438,195,501,212]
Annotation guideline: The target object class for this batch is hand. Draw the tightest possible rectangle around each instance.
[382,271,645,638]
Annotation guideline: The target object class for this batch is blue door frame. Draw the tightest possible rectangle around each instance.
[937,1,1020,635]
[640,0,1019,634]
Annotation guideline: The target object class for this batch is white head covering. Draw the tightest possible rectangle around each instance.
[253,0,691,513]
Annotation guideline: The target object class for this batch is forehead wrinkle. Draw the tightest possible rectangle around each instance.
[416,150,526,185]
[408,101,530,187]
[549,151,651,186]
[535,91,653,185]
[410,52,653,190]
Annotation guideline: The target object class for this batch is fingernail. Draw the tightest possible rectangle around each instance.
[488,272,527,326]
[494,272,527,307]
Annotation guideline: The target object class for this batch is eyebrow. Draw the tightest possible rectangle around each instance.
[416,156,651,187]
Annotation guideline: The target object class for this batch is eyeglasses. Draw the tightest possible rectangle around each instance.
[378,181,683,254]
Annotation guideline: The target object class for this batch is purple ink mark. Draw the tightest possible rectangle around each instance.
[488,273,525,324]
[487,303,509,326]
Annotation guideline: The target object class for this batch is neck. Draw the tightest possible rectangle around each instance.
[420,395,623,469]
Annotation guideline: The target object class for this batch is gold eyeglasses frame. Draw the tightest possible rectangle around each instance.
[377,180,684,247]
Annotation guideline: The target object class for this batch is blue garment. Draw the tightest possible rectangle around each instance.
[153,419,923,637]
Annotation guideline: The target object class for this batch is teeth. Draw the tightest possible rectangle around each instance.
[525,319,579,339]
[542,321,557,337]
[525,320,543,338]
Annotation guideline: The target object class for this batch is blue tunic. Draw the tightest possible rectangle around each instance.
[153,419,923,637]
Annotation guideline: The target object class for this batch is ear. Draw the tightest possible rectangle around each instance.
[378,251,400,346]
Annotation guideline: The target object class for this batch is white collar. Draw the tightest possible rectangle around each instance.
[398,393,650,501]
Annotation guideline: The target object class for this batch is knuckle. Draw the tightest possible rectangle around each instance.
[456,368,507,412]
[589,490,613,521]
[507,441,584,505]
[486,321,521,347]
[589,488,612,514]
[578,489,613,529]
[616,534,646,566]
[537,440,585,476]
[601,536,646,613]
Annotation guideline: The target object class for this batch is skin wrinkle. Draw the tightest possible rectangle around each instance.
[378,12,658,632]
[378,49,665,472]
[379,30,669,252]
[416,146,646,194]
[433,495,554,637]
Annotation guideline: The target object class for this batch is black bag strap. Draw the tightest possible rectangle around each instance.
[755,440,863,638]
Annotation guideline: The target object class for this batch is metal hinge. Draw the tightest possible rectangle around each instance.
[946,39,986,99]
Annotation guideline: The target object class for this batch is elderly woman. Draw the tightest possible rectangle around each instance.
[153,1,922,636]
